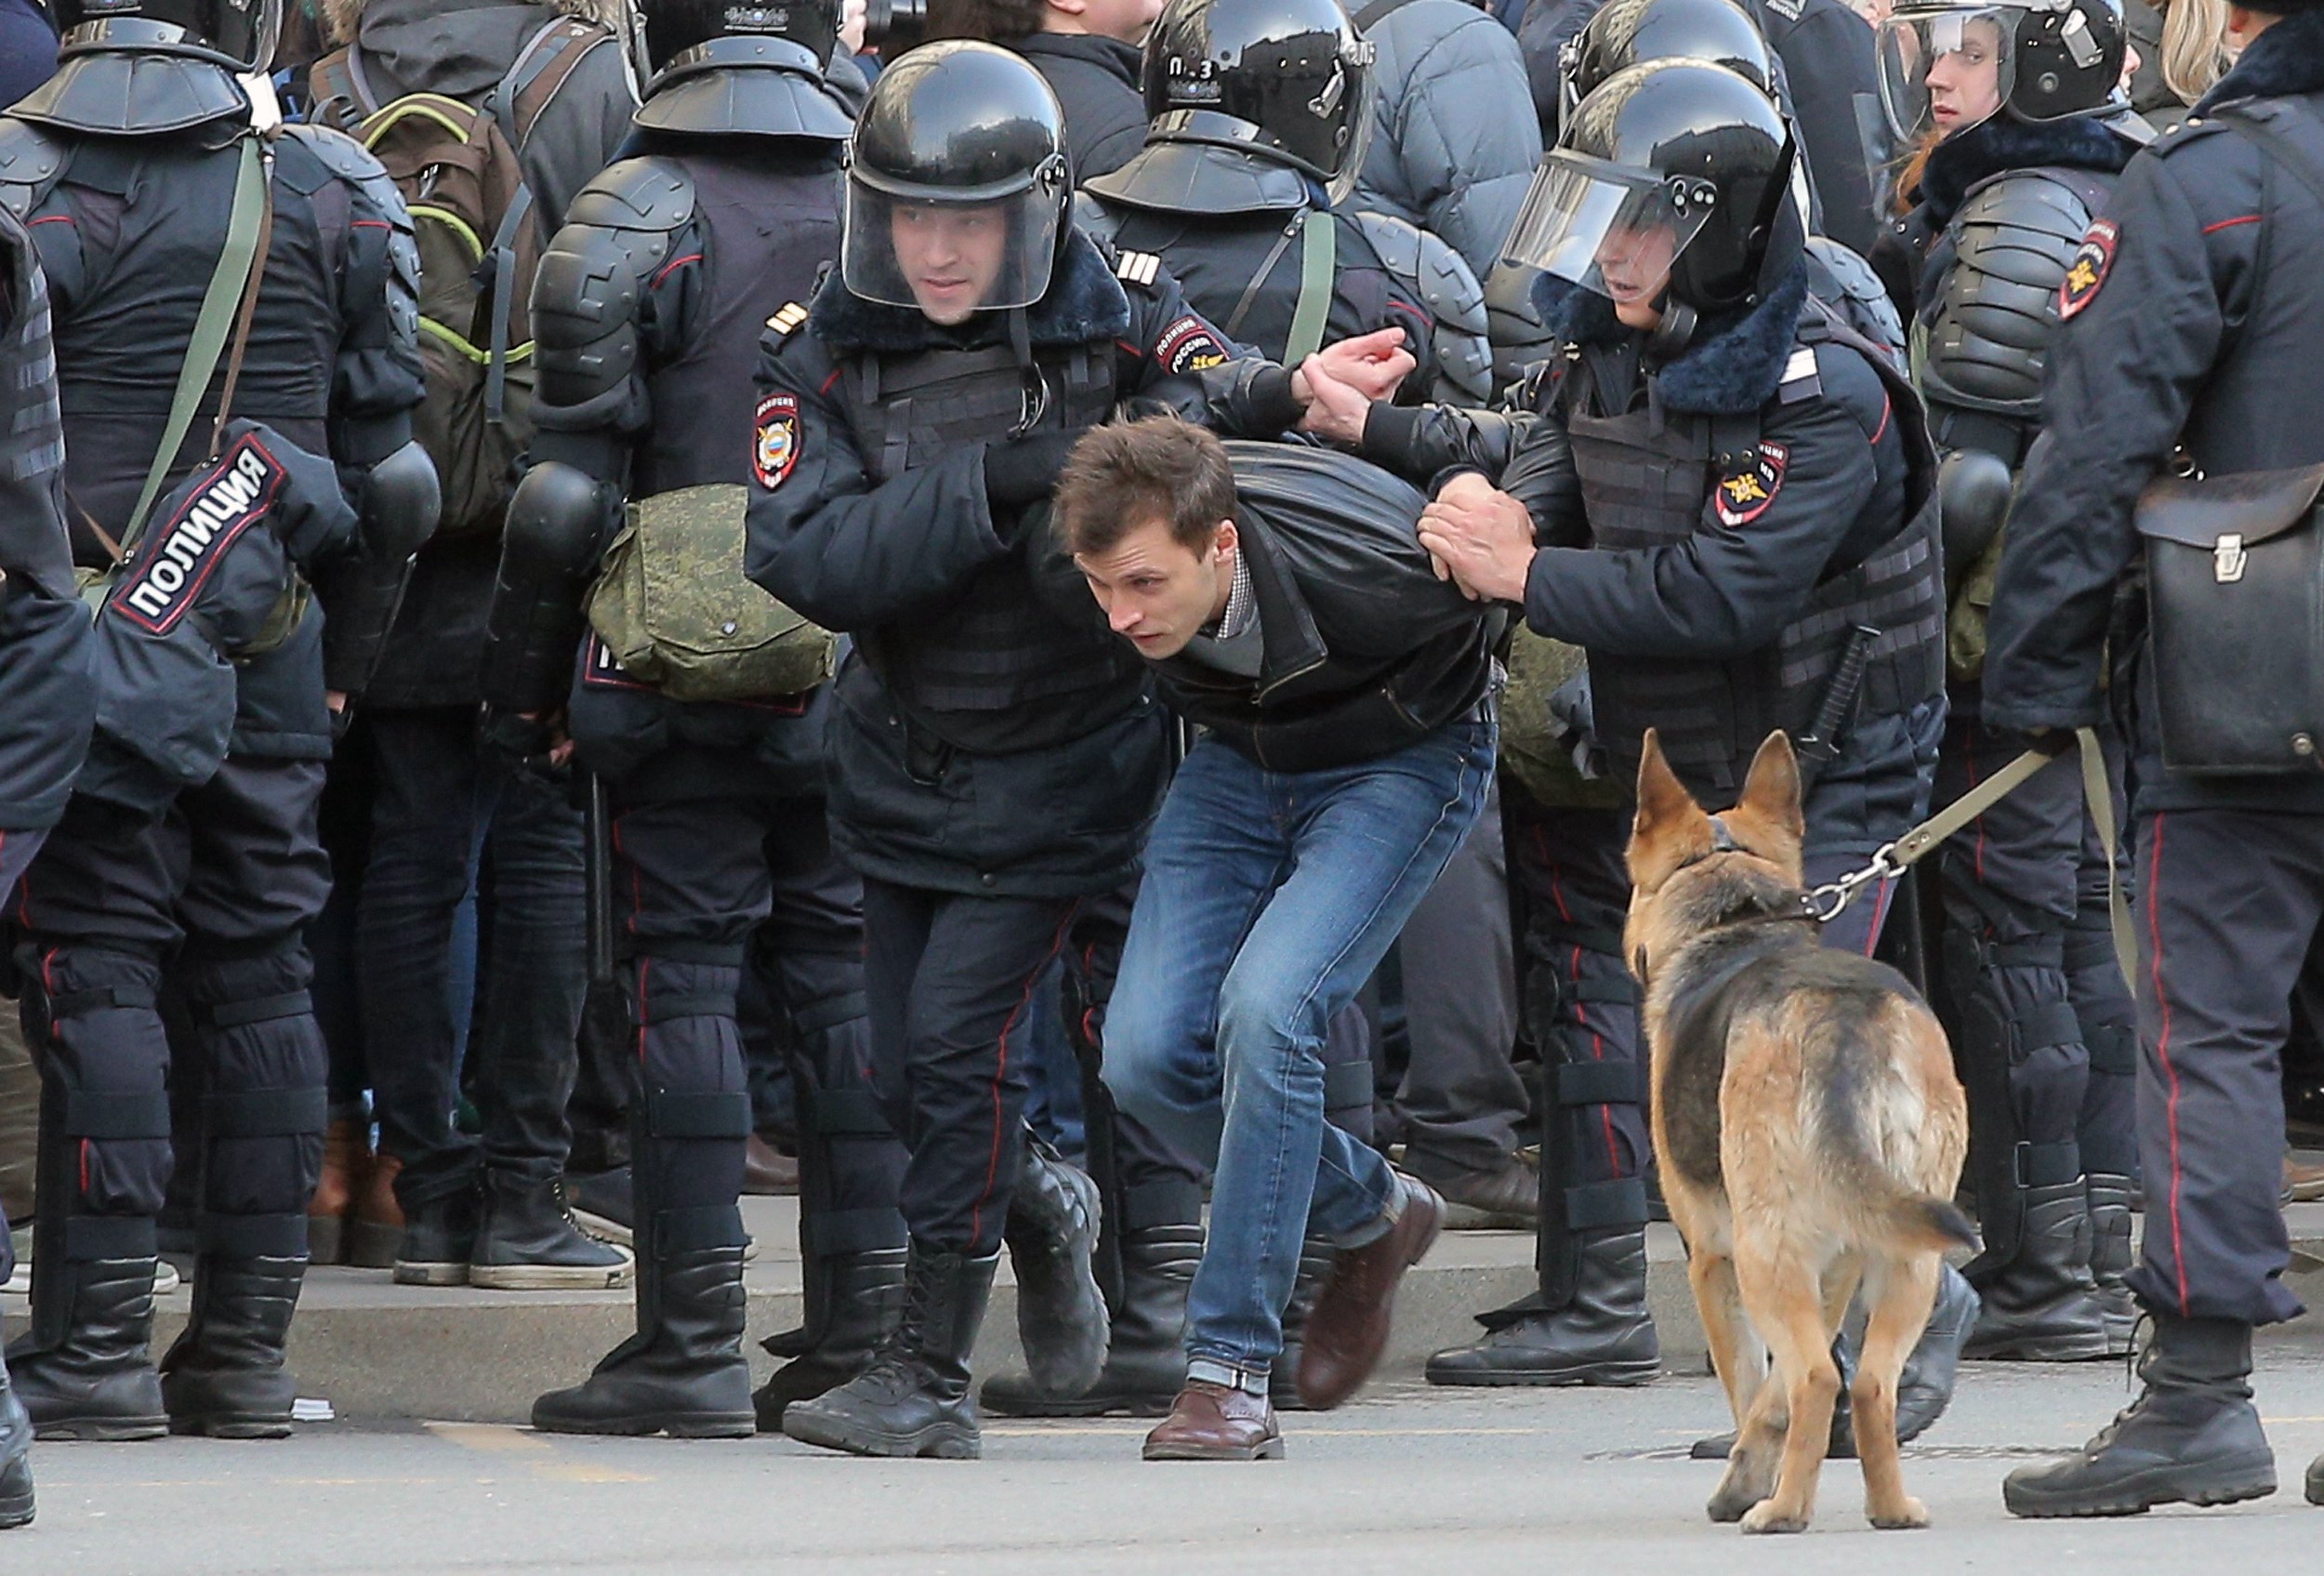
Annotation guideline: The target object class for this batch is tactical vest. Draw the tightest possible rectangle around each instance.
[0,209,73,600]
[833,331,1139,753]
[1569,304,1946,800]
[46,134,343,539]
[637,154,841,497]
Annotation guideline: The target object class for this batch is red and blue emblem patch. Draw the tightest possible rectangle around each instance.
[1155,315,1230,376]
[1714,441,1788,528]
[754,392,800,490]
[2058,219,2118,322]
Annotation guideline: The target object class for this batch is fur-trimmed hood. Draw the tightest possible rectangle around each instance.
[1913,113,2141,231]
[2195,7,2324,115]
[1544,263,1814,417]
[809,227,1133,354]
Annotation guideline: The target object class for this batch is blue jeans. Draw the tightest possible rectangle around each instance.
[1104,709,1497,1385]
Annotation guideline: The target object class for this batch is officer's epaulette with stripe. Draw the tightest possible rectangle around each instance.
[1776,345,1822,404]
[2150,113,2234,157]
[1114,248,1163,289]
[765,301,809,337]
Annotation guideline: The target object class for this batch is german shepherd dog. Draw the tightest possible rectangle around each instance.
[1625,730,1974,1534]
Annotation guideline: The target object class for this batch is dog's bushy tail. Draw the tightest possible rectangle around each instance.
[1889,1195,1980,1253]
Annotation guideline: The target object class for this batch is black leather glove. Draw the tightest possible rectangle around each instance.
[982,431,1080,510]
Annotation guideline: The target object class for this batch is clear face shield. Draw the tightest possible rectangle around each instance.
[1499,152,1717,313]
[839,167,1067,323]
[1877,7,2018,140]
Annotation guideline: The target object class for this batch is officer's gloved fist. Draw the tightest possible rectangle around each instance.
[984,431,1081,511]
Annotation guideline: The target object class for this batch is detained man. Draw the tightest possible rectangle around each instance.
[1048,416,1499,1460]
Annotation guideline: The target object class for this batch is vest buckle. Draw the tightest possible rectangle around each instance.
[2215,533,2248,584]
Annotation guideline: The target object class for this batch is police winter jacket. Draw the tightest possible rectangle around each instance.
[1084,443,1499,774]
[1982,8,2324,815]
[1011,33,1147,184]
[1353,0,1541,281]
[747,230,1304,897]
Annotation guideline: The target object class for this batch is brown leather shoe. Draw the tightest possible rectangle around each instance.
[1142,1382,1284,1461]
[350,1152,404,1269]
[1295,1175,1443,1410]
[307,1118,363,1265]
[744,1134,800,1197]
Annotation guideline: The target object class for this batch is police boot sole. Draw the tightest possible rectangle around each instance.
[535,1410,754,1439]
[31,1412,167,1443]
[782,1410,979,1459]
[1962,1330,2114,1363]
[393,1261,471,1287]
[168,1413,293,1440]
[2003,1451,2278,1518]
[469,1260,634,1291]
[0,1501,31,1530]
[1142,1435,1287,1462]
[1425,1356,1661,1388]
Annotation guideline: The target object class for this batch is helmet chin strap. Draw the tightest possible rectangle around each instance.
[1644,296,1697,360]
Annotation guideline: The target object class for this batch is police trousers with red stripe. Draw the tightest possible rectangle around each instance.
[860,880,1077,1256]
[2126,808,2313,1327]
[11,758,330,1312]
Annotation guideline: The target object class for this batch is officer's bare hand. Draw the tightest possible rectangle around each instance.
[1294,357,1374,446]
[1418,477,1536,604]
[1301,328,1415,404]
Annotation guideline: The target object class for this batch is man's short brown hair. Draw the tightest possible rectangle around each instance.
[1056,417,1238,559]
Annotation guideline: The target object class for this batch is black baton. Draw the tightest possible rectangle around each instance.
[1794,624,1880,794]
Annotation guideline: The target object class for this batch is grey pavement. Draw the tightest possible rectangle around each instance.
[10,1325,2324,1575]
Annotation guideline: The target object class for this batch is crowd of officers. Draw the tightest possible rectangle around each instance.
[0,0,2321,1528]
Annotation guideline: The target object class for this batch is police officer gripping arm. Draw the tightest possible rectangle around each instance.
[1984,0,2324,1522]
[746,39,1410,1461]
[0,0,435,1442]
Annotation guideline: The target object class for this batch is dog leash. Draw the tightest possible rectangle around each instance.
[1802,726,2138,987]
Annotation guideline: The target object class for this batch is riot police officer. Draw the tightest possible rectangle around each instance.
[1986,0,2324,1520]
[479,0,908,1440]
[0,0,435,1439]
[1871,0,2147,1365]
[1305,59,1953,1418]
[0,198,92,1530]
[747,39,1411,1458]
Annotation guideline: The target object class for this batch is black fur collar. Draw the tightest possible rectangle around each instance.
[1915,113,2140,229]
[1535,263,1811,417]
[2196,7,2324,116]
[808,227,1132,353]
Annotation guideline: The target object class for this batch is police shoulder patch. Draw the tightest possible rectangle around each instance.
[1155,314,1230,376]
[112,431,285,635]
[1714,441,1788,528]
[754,391,801,490]
[2058,219,2118,321]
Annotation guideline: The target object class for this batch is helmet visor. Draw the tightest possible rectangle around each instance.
[1499,152,1717,311]
[840,178,1063,320]
[1877,8,2018,142]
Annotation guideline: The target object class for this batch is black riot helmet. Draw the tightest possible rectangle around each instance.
[48,0,282,73]
[841,40,1073,317]
[1559,0,1776,126]
[1876,0,2127,140]
[1504,60,1800,319]
[628,0,855,140]
[1139,0,1377,204]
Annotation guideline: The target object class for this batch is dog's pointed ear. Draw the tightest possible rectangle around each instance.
[1631,730,1705,882]
[1740,731,1805,843]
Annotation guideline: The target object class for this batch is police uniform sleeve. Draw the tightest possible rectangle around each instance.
[744,324,1025,631]
[1524,369,1884,657]
[1116,266,1308,435]
[1981,145,2233,735]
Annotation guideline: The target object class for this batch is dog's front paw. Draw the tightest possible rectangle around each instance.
[1739,1500,1809,1535]
[1868,1495,1929,1530]
[1706,1479,1757,1523]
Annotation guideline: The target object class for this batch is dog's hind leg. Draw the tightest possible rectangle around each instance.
[1690,1249,1761,1429]
[1732,1243,1842,1534]
[1852,1253,1941,1530]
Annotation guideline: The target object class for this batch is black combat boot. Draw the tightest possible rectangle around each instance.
[2004,1313,2277,1516]
[984,1223,1202,1417]
[1425,1227,1660,1386]
[468,1171,633,1291]
[782,1243,997,1459]
[7,1254,168,1440]
[1964,1180,2112,1361]
[1001,1140,1108,1397]
[159,1250,307,1438]
[532,1244,756,1437]
[0,1349,34,1530]
[1271,1238,1335,1411]
[2306,1450,2323,1506]
[753,1248,906,1431]
[2085,1173,2139,1357]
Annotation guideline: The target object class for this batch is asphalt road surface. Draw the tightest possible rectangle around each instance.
[12,1325,2324,1575]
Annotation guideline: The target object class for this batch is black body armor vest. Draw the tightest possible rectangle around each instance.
[0,208,72,600]
[1571,306,1946,800]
